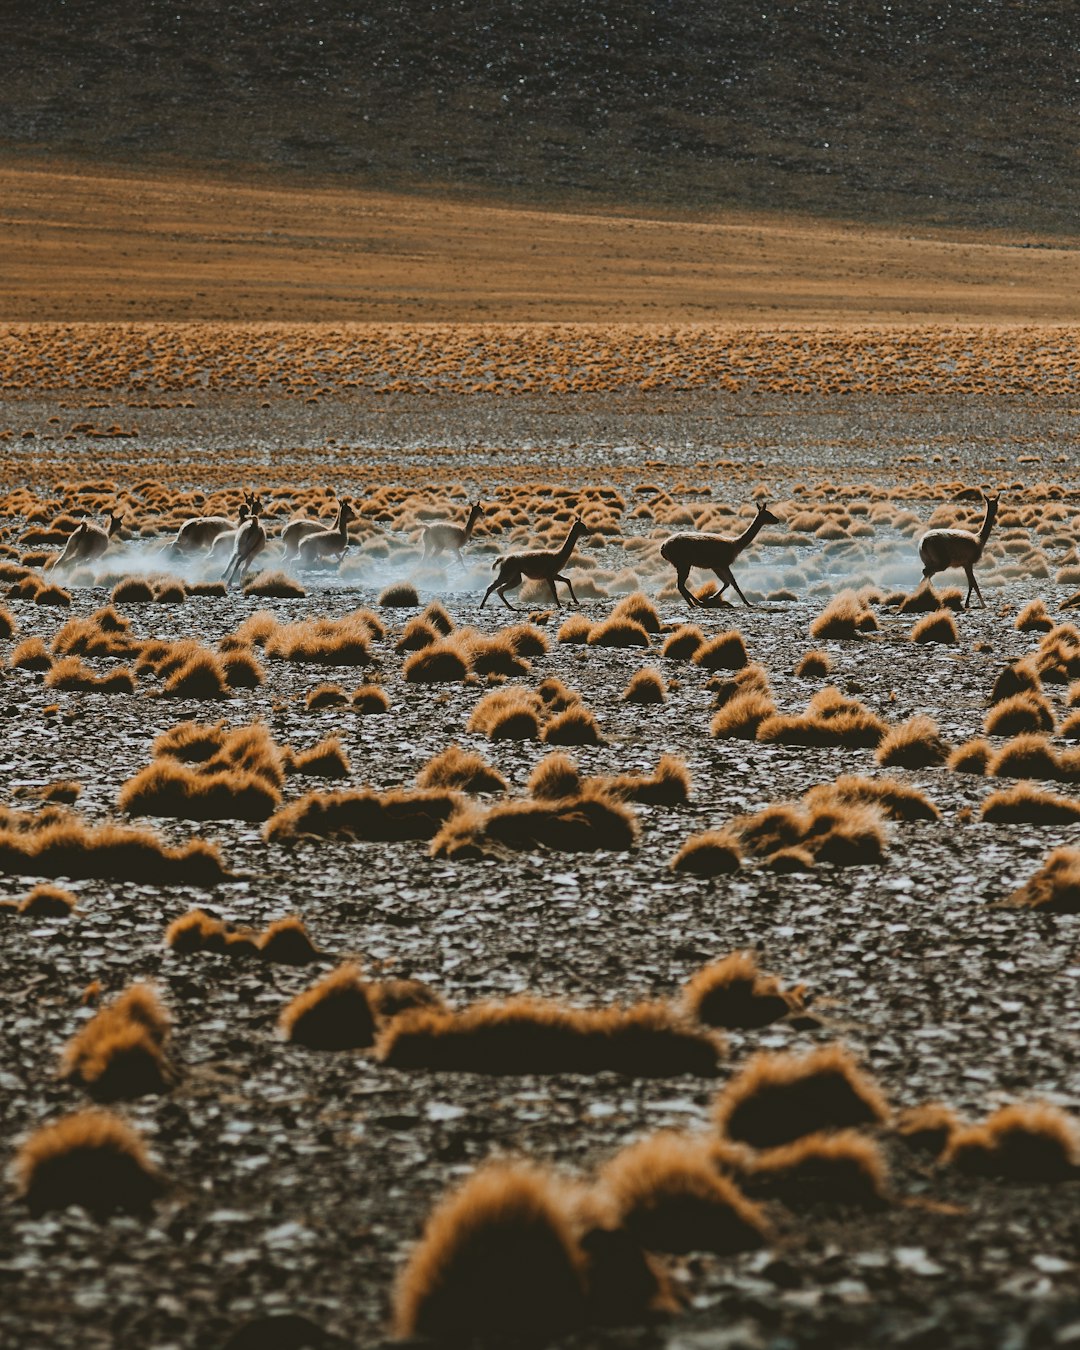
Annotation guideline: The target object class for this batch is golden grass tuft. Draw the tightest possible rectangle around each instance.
[160,650,230,699]
[622,668,667,704]
[587,616,650,648]
[809,590,879,639]
[948,737,991,774]
[280,963,377,1049]
[527,752,583,800]
[693,630,749,670]
[984,692,1055,737]
[556,614,592,644]
[988,734,1069,782]
[661,625,705,662]
[794,649,833,678]
[258,916,321,964]
[943,1103,1080,1181]
[118,760,280,821]
[604,755,691,805]
[895,1104,961,1156]
[392,1163,588,1343]
[396,617,439,652]
[670,831,742,876]
[369,978,447,1021]
[377,997,722,1076]
[811,774,940,822]
[1002,846,1080,913]
[1016,599,1054,633]
[0,605,16,639]
[11,636,52,670]
[503,623,550,657]
[420,600,455,635]
[981,783,1080,824]
[18,883,77,916]
[431,792,638,859]
[711,689,777,740]
[353,682,391,713]
[264,787,461,843]
[165,908,229,954]
[757,685,887,749]
[744,1131,890,1209]
[469,687,542,740]
[910,609,959,644]
[111,576,155,604]
[221,647,265,688]
[60,984,175,1101]
[989,659,1042,705]
[682,951,805,1029]
[403,640,470,683]
[876,715,951,768]
[417,744,508,795]
[282,737,351,779]
[305,681,348,710]
[45,657,137,694]
[14,1110,166,1217]
[266,612,374,666]
[243,569,306,598]
[542,705,602,746]
[596,1133,769,1254]
[0,813,229,884]
[714,1045,890,1148]
[379,582,420,607]
[611,591,662,634]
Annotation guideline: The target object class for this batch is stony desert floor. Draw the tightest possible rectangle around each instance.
[0,323,1078,1350]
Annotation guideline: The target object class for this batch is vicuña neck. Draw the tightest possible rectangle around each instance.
[554,523,581,568]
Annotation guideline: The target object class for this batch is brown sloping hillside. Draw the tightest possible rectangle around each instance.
[2,0,1078,235]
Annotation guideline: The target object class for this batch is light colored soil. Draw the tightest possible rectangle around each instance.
[4,160,1080,324]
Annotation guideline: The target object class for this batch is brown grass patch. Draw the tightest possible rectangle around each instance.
[556,614,592,644]
[809,590,879,639]
[757,686,888,749]
[14,1110,166,1217]
[611,592,662,634]
[431,792,638,859]
[710,689,777,740]
[743,1131,890,1208]
[989,660,1041,704]
[243,569,306,598]
[661,625,705,662]
[693,630,749,670]
[714,1045,890,1147]
[895,1104,961,1156]
[1016,599,1054,633]
[810,774,940,822]
[11,636,52,670]
[111,576,155,603]
[980,783,1080,824]
[603,755,691,805]
[948,738,991,774]
[622,668,666,704]
[379,582,420,607]
[682,951,805,1029]
[469,687,543,740]
[542,706,602,746]
[876,715,951,768]
[306,682,348,710]
[165,908,229,954]
[119,760,280,821]
[353,682,390,713]
[984,692,1055,736]
[1002,846,1080,913]
[280,963,377,1049]
[264,787,461,843]
[0,812,230,884]
[527,752,583,800]
[45,656,137,694]
[417,745,508,795]
[942,1103,1080,1181]
[18,882,77,916]
[266,612,374,666]
[910,609,959,644]
[259,916,321,964]
[794,649,833,678]
[282,737,351,778]
[403,640,470,683]
[670,831,743,876]
[60,984,174,1101]
[587,616,650,648]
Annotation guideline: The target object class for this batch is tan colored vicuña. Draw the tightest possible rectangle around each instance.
[173,491,259,556]
[660,501,780,607]
[918,491,1000,608]
[223,498,267,587]
[423,500,483,564]
[481,516,586,611]
[50,510,124,572]
[297,499,358,565]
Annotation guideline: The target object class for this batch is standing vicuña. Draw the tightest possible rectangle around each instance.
[422,500,483,565]
[223,499,267,587]
[481,517,586,611]
[50,510,124,572]
[660,501,779,607]
[918,491,1000,609]
[298,499,358,565]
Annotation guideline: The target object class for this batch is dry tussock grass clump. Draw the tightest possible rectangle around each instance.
[417,745,508,795]
[1002,847,1080,913]
[556,614,592,644]
[221,647,265,688]
[469,687,542,740]
[1016,599,1054,633]
[352,683,391,713]
[306,682,348,710]
[34,583,73,607]
[14,1110,166,1217]
[392,1164,588,1343]
[11,637,52,670]
[264,787,461,843]
[714,1045,890,1148]
[876,715,951,768]
[587,616,651,648]
[810,774,940,822]
[396,617,438,653]
[432,791,638,859]
[988,734,1076,783]
[682,951,805,1029]
[403,639,470,683]
[243,569,305,598]
[527,752,583,800]
[377,997,722,1076]
[157,649,230,699]
[757,686,888,749]
[537,676,581,713]
[60,984,175,1101]
[742,1131,890,1209]
[984,692,1055,736]
[693,630,749,671]
[980,783,1080,824]
[119,760,281,821]
[543,705,602,746]
[794,649,832,678]
[18,883,77,916]
[942,1103,1080,1181]
[257,916,321,964]
[948,738,992,774]
[0,812,229,884]
[989,660,1041,706]
[266,612,374,666]
[611,592,662,634]
[910,609,959,644]
[895,1104,961,1156]
[661,625,705,662]
[165,907,231,954]
[898,585,954,614]
[379,582,420,607]
[0,605,16,639]
[670,830,743,876]
[45,657,136,694]
[280,963,377,1050]
[111,576,155,604]
[602,755,691,806]
[623,668,666,704]
[420,600,455,635]
[809,590,879,639]
[711,689,778,740]
[282,737,351,778]
[595,1133,768,1254]
[501,623,549,657]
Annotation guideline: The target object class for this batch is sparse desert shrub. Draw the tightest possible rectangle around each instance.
[596,1133,768,1254]
[379,582,419,607]
[352,683,391,713]
[264,787,460,843]
[670,831,742,876]
[757,686,887,749]
[14,1110,166,1217]
[910,609,959,644]
[503,623,550,657]
[876,715,950,768]
[623,668,666,704]
[542,706,602,746]
[118,761,280,821]
[11,637,52,670]
[536,676,580,712]
[710,690,776,740]
[794,649,832,678]
[527,753,583,800]
[221,648,265,688]
[809,591,878,639]
[988,734,1063,782]
[392,1164,588,1342]
[984,693,1055,736]
[417,745,508,794]
[160,650,230,699]
[1016,600,1054,633]
[432,793,638,859]
[280,963,376,1049]
[743,1131,889,1208]
[604,755,690,805]
[165,908,229,953]
[942,1103,1080,1181]
[981,784,1080,824]
[1002,846,1080,913]
[682,951,805,1029]
[693,630,749,671]
[714,1045,890,1147]
[469,634,531,677]
[949,738,991,774]
[243,569,306,598]
[60,984,174,1100]
[377,997,721,1076]
[18,883,77,916]
[35,583,73,606]
[259,916,321,964]
[661,625,705,662]
[45,657,136,694]
[420,601,454,635]
[587,616,650,649]
[403,640,470,683]
[396,617,438,652]
[153,579,187,604]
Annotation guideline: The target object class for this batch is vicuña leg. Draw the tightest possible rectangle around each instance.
[554,573,578,605]
[675,566,697,606]
[964,566,985,609]
[720,567,752,607]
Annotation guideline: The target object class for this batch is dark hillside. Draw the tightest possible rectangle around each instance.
[2,0,1077,233]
